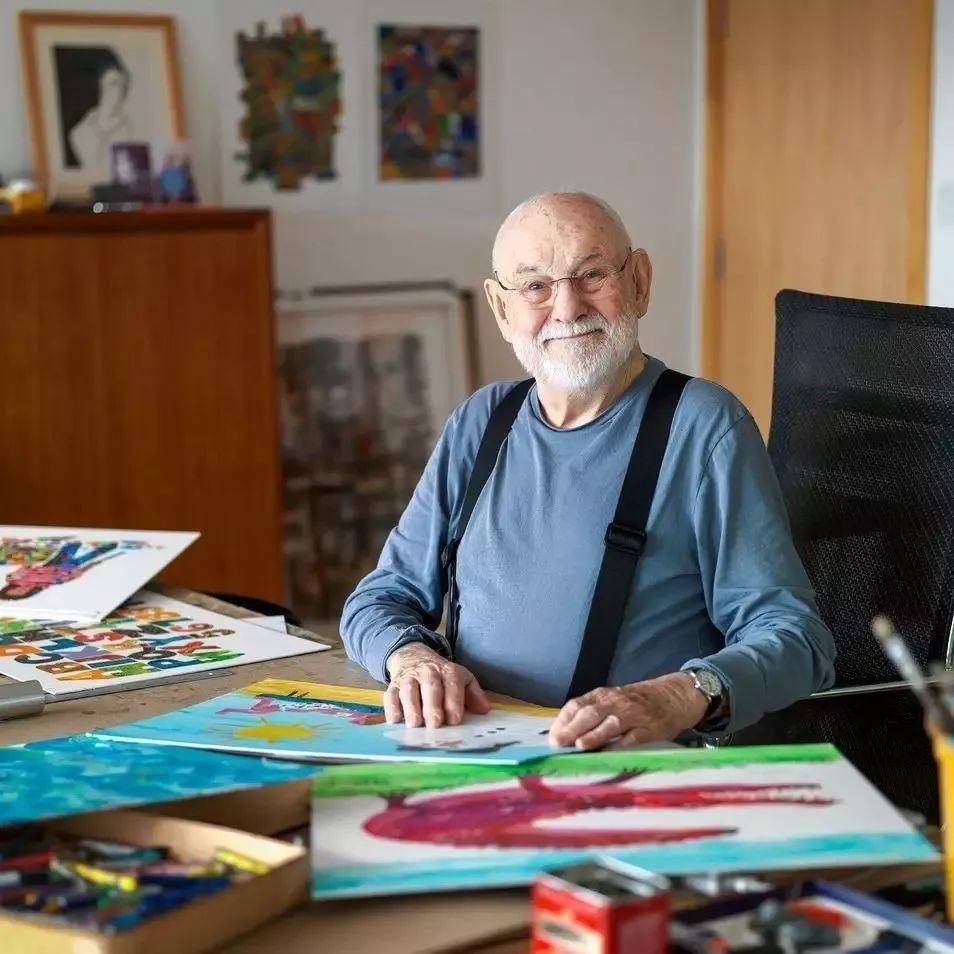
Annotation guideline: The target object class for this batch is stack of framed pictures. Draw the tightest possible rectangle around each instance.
[276,283,477,625]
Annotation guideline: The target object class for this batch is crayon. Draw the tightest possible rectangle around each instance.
[66,861,138,893]
[99,877,231,932]
[0,869,54,888]
[0,851,54,871]
[139,861,224,879]
[213,848,270,876]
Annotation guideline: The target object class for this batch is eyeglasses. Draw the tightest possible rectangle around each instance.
[494,248,632,306]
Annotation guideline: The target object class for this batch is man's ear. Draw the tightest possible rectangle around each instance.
[631,248,653,315]
[484,278,512,343]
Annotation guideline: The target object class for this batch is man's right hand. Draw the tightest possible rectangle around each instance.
[384,642,490,729]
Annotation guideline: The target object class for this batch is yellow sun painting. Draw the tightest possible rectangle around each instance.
[232,719,319,744]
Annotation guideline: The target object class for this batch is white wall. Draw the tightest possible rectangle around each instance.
[930,0,954,307]
[0,0,702,382]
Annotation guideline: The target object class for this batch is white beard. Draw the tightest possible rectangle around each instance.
[509,311,640,391]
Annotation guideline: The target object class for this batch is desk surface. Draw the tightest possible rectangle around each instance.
[0,589,941,952]
[0,587,537,953]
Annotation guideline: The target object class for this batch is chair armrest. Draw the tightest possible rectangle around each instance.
[809,677,945,700]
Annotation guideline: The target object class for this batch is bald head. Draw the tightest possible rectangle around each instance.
[491,192,631,276]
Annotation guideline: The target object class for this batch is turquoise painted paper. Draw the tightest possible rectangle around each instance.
[312,832,938,898]
[0,735,316,826]
[95,683,564,765]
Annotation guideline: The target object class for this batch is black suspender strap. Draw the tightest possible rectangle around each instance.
[565,368,691,700]
[441,378,534,651]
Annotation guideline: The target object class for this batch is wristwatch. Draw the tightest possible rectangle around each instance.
[686,668,725,725]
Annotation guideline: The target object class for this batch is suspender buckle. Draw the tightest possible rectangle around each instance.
[604,522,647,556]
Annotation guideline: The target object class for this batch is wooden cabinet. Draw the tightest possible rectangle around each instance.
[0,209,284,601]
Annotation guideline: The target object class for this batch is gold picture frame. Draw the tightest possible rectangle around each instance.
[19,11,186,201]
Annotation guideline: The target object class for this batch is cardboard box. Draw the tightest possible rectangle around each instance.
[0,810,308,954]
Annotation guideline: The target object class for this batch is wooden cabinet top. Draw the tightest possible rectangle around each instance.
[0,207,270,235]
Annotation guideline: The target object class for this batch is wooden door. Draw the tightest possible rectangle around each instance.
[703,0,933,433]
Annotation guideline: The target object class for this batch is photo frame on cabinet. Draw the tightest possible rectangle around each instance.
[18,11,185,202]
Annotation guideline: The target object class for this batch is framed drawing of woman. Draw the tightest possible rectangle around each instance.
[18,12,185,201]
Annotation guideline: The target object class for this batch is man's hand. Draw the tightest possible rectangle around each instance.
[548,672,709,750]
[385,642,491,729]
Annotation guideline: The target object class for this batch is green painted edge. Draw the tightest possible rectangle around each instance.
[311,744,842,799]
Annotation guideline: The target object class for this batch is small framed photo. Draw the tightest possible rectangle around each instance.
[18,11,186,201]
[110,141,153,202]
[155,140,198,204]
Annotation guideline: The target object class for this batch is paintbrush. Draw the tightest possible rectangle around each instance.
[871,615,954,735]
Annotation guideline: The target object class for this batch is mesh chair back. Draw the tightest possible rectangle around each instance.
[770,290,954,686]
[735,290,954,817]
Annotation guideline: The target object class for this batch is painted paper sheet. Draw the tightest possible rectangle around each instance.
[235,15,342,190]
[0,526,198,623]
[378,24,480,180]
[309,745,938,898]
[0,592,328,696]
[0,735,316,827]
[96,677,565,765]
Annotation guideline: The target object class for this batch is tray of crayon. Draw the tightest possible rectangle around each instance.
[0,809,307,953]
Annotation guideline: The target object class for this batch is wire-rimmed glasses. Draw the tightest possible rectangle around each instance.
[493,248,632,306]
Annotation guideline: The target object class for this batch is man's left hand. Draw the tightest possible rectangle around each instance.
[548,673,709,750]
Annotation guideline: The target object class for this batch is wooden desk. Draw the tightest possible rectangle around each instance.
[0,588,535,952]
[0,589,941,952]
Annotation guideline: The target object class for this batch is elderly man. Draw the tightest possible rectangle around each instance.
[342,192,836,749]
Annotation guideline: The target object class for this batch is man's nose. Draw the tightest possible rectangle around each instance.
[548,278,586,323]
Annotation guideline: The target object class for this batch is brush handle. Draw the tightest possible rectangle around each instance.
[880,635,953,732]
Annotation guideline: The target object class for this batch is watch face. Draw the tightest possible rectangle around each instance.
[695,669,722,699]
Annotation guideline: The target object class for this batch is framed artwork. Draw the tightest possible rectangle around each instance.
[275,284,476,624]
[217,0,362,210]
[377,24,480,181]
[18,12,186,202]
[361,0,497,214]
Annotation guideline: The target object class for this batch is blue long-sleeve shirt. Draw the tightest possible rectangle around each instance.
[341,355,836,732]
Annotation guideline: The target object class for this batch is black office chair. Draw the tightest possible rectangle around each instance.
[733,289,954,821]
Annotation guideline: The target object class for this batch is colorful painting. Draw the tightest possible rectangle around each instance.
[235,15,342,190]
[0,735,315,827]
[378,24,479,180]
[0,526,197,622]
[96,678,564,765]
[309,745,938,898]
[0,592,327,696]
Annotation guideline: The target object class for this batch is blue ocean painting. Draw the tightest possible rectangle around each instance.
[95,678,565,765]
[0,734,316,826]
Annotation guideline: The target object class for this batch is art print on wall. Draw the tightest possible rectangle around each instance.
[235,15,342,190]
[18,12,185,201]
[276,285,475,624]
[309,745,938,898]
[218,0,361,209]
[378,24,479,180]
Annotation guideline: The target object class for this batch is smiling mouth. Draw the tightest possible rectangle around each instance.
[547,329,603,343]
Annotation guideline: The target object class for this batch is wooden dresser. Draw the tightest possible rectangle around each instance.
[0,209,284,601]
